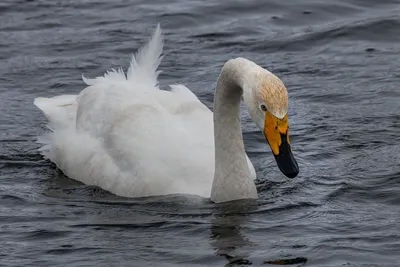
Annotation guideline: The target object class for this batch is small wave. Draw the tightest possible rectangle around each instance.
[24,229,71,240]
[70,221,168,230]
[252,201,320,216]
[0,152,48,168]
[253,17,400,53]
[191,32,238,39]
[0,194,28,204]
[45,247,98,255]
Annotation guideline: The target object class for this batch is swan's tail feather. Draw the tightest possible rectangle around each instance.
[34,95,77,130]
[82,67,126,86]
[127,23,164,87]
[83,24,164,89]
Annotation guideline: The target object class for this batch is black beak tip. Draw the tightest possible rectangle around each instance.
[284,165,299,178]
[269,133,299,179]
[274,149,299,179]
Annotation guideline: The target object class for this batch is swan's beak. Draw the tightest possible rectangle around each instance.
[264,112,299,178]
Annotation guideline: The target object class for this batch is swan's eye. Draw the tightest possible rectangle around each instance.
[260,104,267,111]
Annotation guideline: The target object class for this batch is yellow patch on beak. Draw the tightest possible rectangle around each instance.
[264,112,290,155]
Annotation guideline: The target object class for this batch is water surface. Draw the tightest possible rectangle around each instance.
[1,0,399,266]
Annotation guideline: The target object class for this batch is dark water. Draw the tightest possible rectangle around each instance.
[1,0,399,266]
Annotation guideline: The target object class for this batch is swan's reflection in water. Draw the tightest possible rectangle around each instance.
[210,200,307,266]
[210,200,255,266]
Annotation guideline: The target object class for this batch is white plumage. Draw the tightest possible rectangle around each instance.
[34,25,257,200]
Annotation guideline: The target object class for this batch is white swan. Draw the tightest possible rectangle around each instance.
[34,25,298,203]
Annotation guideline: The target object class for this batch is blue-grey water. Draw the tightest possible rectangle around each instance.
[1,0,399,266]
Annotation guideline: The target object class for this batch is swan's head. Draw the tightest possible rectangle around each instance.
[244,69,299,178]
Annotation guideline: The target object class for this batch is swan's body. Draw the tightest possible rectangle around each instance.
[34,25,298,203]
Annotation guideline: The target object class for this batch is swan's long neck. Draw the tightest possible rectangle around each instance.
[211,58,259,203]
